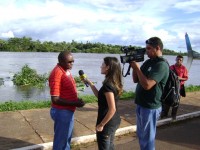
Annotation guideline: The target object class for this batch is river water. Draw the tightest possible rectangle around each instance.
[0,52,199,102]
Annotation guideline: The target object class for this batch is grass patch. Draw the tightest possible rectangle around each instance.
[185,85,200,92]
[0,100,51,112]
[120,91,135,100]
[79,95,98,103]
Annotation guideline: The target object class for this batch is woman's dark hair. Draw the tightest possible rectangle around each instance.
[103,57,123,95]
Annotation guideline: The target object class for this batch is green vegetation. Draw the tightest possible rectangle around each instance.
[0,36,185,55]
[186,85,200,92]
[74,76,86,92]
[120,91,136,100]
[0,100,51,112]
[12,64,85,91]
[12,64,48,88]
[1,85,199,112]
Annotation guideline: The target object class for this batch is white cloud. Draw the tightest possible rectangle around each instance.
[174,0,200,13]
[0,0,199,52]
[1,31,15,38]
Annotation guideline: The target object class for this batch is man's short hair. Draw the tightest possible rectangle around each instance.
[145,37,163,50]
[58,50,71,63]
[177,55,183,59]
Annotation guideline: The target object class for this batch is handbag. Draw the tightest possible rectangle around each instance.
[172,65,186,97]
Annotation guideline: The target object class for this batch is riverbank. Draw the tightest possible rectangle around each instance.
[0,91,135,112]
[1,85,199,112]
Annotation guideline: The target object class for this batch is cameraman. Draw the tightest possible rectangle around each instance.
[130,37,169,150]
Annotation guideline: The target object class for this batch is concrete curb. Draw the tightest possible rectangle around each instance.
[12,111,200,150]
[157,110,200,126]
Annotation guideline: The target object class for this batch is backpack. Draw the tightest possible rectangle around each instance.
[161,60,181,107]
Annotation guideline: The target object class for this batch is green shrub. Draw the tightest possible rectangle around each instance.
[74,76,85,92]
[12,64,48,88]
[12,64,87,92]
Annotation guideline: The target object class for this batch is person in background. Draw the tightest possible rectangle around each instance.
[130,37,169,150]
[83,57,123,150]
[161,55,188,120]
[49,51,85,150]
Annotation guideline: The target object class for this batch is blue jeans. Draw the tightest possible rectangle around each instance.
[50,107,74,150]
[136,105,161,150]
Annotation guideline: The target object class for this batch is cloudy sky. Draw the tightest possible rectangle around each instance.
[0,0,200,52]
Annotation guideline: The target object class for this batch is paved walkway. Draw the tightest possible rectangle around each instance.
[1,92,200,150]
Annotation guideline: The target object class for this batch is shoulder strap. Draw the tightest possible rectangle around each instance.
[157,57,169,66]
[172,65,178,75]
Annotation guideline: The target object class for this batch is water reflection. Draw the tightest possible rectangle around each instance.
[16,86,42,100]
[0,81,50,102]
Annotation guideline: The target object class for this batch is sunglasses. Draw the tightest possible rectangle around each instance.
[67,60,74,64]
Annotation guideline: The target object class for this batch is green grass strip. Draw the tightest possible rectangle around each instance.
[0,85,200,112]
[0,100,51,112]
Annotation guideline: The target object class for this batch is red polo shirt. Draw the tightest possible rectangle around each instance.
[49,64,78,111]
[170,64,188,86]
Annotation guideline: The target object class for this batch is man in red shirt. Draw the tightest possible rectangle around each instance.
[162,55,188,120]
[49,51,85,150]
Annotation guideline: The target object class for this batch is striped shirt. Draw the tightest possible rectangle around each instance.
[49,64,78,111]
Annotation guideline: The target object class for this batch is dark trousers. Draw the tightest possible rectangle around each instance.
[96,124,119,150]
[161,103,179,118]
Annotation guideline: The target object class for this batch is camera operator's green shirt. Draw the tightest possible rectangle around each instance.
[135,57,169,109]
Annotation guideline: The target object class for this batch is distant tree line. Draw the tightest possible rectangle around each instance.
[0,36,186,55]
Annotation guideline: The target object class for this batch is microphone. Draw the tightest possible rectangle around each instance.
[78,70,89,87]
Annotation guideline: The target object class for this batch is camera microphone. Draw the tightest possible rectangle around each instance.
[78,70,89,87]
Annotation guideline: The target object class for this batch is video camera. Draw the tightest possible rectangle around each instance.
[120,46,146,77]
[120,46,146,64]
